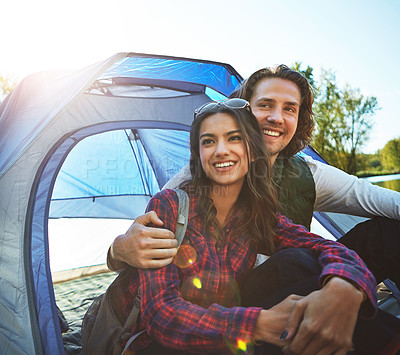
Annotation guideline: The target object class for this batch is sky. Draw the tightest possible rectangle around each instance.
[2,0,400,154]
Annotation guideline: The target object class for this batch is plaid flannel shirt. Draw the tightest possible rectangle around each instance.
[123,189,377,353]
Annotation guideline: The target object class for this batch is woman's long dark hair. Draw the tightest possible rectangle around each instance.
[180,104,279,254]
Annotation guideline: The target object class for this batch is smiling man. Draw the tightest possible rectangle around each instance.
[108,65,400,353]
[233,65,400,282]
[249,77,300,164]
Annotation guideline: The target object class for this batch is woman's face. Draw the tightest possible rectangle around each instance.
[199,112,249,190]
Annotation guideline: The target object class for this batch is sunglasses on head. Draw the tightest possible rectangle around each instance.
[194,98,250,118]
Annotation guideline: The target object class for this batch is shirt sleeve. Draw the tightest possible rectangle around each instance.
[304,155,400,220]
[139,190,262,352]
[275,214,377,318]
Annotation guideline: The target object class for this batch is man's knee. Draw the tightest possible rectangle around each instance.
[254,248,321,286]
[240,248,321,307]
[268,248,320,272]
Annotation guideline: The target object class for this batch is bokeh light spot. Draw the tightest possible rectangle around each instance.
[173,244,197,268]
[192,277,202,289]
[237,339,247,352]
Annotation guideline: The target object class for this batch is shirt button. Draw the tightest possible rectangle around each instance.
[225,228,230,233]
[184,238,190,244]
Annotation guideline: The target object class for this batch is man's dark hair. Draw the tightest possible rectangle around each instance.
[234,65,315,157]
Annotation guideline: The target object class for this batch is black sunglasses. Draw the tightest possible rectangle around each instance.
[194,98,250,118]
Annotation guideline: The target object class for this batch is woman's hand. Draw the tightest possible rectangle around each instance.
[253,294,304,347]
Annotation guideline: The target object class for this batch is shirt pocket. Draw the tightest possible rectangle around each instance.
[227,236,256,274]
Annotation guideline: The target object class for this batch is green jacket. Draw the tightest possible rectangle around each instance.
[273,154,316,230]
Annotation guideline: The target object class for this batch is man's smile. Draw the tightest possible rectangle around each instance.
[263,129,282,137]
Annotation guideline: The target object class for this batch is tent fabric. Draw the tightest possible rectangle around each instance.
[0,53,241,177]
[50,128,190,218]
[99,55,241,96]
[0,53,128,176]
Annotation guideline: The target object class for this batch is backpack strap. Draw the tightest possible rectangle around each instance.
[173,188,190,247]
[121,189,190,354]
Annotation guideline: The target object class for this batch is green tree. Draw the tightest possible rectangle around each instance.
[312,70,346,169]
[0,74,18,102]
[337,85,378,173]
[382,138,400,170]
[356,152,383,176]
[293,64,379,174]
[292,62,317,90]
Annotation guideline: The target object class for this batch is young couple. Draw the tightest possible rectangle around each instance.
[110,66,400,354]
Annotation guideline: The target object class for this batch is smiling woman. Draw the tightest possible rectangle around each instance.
[116,99,281,354]
[184,98,278,249]
[199,112,249,193]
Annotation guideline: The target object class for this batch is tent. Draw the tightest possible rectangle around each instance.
[0,53,397,355]
[0,53,243,355]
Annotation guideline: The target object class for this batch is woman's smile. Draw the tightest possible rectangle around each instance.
[199,112,249,190]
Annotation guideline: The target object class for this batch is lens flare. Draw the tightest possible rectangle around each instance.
[225,335,254,354]
[237,339,247,352]
[192,277,202,289]
[173,244,197,268]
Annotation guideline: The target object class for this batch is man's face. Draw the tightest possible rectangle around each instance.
[249,78,300,163]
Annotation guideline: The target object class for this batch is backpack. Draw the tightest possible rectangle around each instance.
[81,189,190,355]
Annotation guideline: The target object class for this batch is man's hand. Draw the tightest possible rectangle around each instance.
[108,211,178,270]
[282,277,364,355]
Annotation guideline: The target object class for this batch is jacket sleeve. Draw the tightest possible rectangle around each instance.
[139,190,261,352]
[304,155,400,220]
[275,214,378,319]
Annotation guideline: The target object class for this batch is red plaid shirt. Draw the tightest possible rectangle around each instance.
[123,189,377,353]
